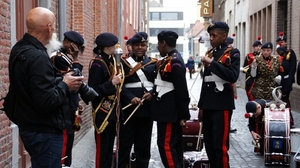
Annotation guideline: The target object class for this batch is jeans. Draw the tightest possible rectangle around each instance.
[19,130,63,168]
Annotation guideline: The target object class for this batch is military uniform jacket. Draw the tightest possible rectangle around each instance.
[248,113,264,136]
[51,49,83,134]
[198,43,240,110]
[287,48,297,83]
[279,56,292,93]
[88,52,117,124]
[250,55,280,100]
[151,49,190,122]
[120,54,157,118]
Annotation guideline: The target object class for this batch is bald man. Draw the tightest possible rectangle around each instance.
[8,7,83,168]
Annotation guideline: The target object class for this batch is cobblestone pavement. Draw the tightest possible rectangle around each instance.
[72,72,300,168]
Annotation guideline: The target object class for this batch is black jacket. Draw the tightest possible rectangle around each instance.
[120,54,157,118]
[88,52,117,125]
[52,49,83,134]
[151,49,190,122]
[9,33,70,133]
[198,43,240,110]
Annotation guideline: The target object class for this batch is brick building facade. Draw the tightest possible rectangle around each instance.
[0,0,148,167]
[210,0,300,112]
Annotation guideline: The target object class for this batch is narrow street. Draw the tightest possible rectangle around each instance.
[72,72,300,168]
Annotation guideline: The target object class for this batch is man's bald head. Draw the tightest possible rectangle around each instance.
[26,7,55,32]
[25,7,55,46]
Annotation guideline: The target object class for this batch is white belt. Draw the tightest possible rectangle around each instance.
[124,81,154,90]
[204,73,229,91]
[154,73,174,99]
[284,75,289,79]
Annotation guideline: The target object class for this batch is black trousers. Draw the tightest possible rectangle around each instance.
[118,117,153,168]
[157,122,183,168]
[94,121,116,168]
[202,110,232,168]
[281,91,294,126]
[62,129,75,166]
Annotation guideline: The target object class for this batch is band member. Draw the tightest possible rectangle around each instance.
[276,32,296,126]
[249,42,280,100]
[242,37,262,101]
[51,30,85,168]
[118,32,157,168]
[88,33,122,168]
[198,22,240,168]
[226,36,237,133]
[152,30,190,168]
[226,37,234,48]
[245,99,267,154]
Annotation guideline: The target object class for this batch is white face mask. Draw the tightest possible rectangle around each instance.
[45,33,62,57]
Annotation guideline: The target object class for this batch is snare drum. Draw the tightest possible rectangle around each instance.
[264,108,290,165]
[291,128,300,153]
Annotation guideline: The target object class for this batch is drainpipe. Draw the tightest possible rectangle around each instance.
[58,1,66,41]
[118,0,123,47]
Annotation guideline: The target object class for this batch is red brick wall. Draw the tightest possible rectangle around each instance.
[0,1,12,167]
[0,0,138,166]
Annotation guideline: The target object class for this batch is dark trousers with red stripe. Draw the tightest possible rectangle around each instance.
[94,121,116,168]
[61,129,75,166]
[118,117,153,168]
[202,110,232,168]
[281,91,294,126]
[245,84,252,101]
[157,122,183,168]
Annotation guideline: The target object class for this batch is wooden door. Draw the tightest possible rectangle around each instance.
[15,2,38,167]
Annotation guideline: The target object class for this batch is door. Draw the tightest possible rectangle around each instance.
[15,1,38,167]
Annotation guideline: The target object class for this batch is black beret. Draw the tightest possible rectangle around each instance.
[64,31,84,46]
[261,42,273,49]
[252,40,262,47]
[157,30,178,41]
[126,38,132,45]
[276,47,287,55]
[207,22,229,33]
[226,37,234,44]
[95,32,118,47]
[246,99,266,113]
[276,36,287,42]
[131,32,148,44]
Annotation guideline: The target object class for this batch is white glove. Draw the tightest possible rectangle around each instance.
[240,67,244,72]
[274,75,282,85]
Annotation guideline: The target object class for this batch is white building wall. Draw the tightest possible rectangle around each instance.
[224,0,249,65]
[149,7,187,58]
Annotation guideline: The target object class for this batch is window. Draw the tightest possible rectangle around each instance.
[150,12,183,20]
[150,28,184,36]
[161,13,178,20]
[150,12,160,20]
